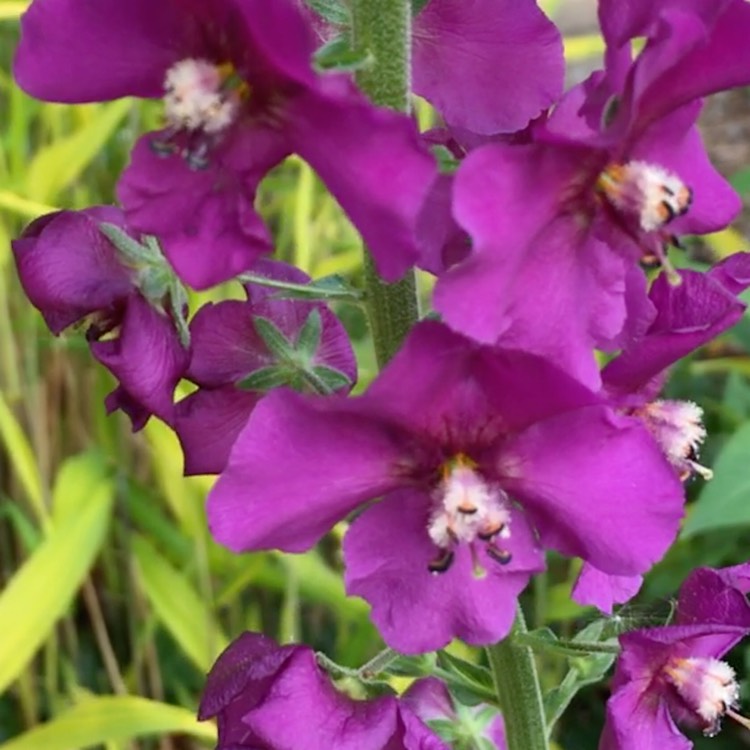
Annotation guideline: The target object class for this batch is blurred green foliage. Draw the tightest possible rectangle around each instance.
[2,2,750,748]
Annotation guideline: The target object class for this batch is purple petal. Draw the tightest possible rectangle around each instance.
[708,250,750,295]
[572,564,643,614]
[600,679,691,750]
[416,174,470,276]
[286,76,437,282]
[242,649,404,750]
[14,0,189,101]
[500,406,684,576]
[199,631,299,749]
[629,3,750,128]
[15,0,317,103]
[344,492,543,653]
[598,0,732,48]
[173,387,260,476]
[117,126,288,289]
[602,262,749,396]
[198,632,297,720]
[12,207,133,334]
[363,321,599,438]
[401,678,455,723]
[631,102,740,236]
[412,0,563,135]
[676,563,750,628]
[207,389,410,553]
[91,295,189,425]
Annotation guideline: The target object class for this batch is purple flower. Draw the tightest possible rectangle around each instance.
[402,677,507,750]
[198,632,447,750]
[207,322,684,653]
[11,207,189,428]
[412,0,563,135]
[600,563,750,750]
[15,0,436,288]
[174,260,356,475]
[574,253,750,613]
[431,1,750,385]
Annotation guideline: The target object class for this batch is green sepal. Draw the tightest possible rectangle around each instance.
[239,272,363,302]
[432,144,461,175]
[295,309,323,359]
[310,365,352,392]
[305,0,350,25]
[382,651,438,678]
[411,0,431,14]
[434,651,497,707]
[99,222,153,264]
[252,316,295,360]
[314,36,374,73]
[236,366,294,392]
[99,224,190,347]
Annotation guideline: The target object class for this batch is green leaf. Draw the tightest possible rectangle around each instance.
[305,0,349,25]
[24,99,133,203]
[314,36,373,72]
[0,695,215,750]
[0,391,45,525]
[132,535,229,671]
[543,619,618,733]
[51,450,111,528]
[730,167,750,197]
[253,315,294,360]
[296,309,323,359]
[0,479,113,694]
[236,366,292,392]
[312,365,353,391]
[435,651,497,707]
[682,421,750,537]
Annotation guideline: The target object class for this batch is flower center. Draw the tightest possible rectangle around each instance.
[154,59,249,169]
[426,456,512,576]
[163,58,247,134]
[597,161,693,233]
[629,400,712,481]
[663,657,741,736]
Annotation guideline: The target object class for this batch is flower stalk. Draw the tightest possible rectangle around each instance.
[351,0,420,366]
[486,606,549,750]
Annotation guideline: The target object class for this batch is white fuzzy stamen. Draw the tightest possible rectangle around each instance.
[666,657,739,732]
[428,465,511,549]
[163,59,240,135]
[635,399,712,480]
[599,160,693,232]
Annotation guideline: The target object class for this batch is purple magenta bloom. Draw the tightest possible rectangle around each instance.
[573,254,750,613]
[12,207,189,428]
[174,260,356,475]
[198,632,447,750]
[402,677,507,750]
[15,0,436,288]
[431,1,750,385]
[412,0,563,135]
[600,563,750,750]
[208,321,684,653]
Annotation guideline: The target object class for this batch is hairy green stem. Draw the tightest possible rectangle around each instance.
[486,607,549,750]
[351,0,419,366]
